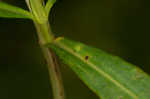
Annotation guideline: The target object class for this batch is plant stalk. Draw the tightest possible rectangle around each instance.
[25,0,65,99]
[34,21,65,99]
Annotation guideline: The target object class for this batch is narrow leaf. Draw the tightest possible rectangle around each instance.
[45,0,56,16]
[49,37,150,99]
[0,1,33,19]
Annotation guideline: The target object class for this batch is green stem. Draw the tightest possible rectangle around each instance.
[34,22,65,99]
[34,21,54,45]
[25,0,65,99]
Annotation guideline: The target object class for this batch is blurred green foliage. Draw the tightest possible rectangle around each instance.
[1,0,150,99]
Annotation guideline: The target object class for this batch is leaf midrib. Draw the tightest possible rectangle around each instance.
[54,40,138,99]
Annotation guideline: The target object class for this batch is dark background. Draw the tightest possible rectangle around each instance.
[1,0,150,99]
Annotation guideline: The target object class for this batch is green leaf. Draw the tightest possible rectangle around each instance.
[0,1,33,19]
[49,37,150,99]
[45,0,56,16]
